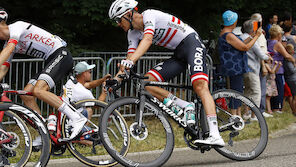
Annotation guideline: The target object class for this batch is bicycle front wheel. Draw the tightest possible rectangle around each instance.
[61,99,126,167]
[0,110,32,167]
[0,103,52,167]
[213,89,268,161]
[100,97,174,167]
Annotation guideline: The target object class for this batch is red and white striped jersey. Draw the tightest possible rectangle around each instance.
[127,9,195,54]
[4,21,66,63]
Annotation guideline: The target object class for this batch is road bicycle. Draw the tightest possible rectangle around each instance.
[0,83,51,167]
[0,86,32,167]
[99,70,268,167]
[0,81,130,167]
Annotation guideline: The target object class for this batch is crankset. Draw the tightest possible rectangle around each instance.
[183,131,212,153]
[183,131,199,150]
[130,122,148,140]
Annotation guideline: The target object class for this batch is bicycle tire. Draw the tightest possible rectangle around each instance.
[61,99,128,167]
[0,102,51,167]
[0,110,32,167]
[99,97,174,167]
[212,89,268,161]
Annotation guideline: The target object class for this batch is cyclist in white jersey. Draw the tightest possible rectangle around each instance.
[0,7,87,140]
[109,0,225,146]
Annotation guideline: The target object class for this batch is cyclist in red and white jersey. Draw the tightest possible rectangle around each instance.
[0,7,87,140]
[109,0,224,146]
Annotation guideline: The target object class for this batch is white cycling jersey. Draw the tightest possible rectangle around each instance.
[62,79,95,104]
[4,21,66,63]
[127,9,195,54]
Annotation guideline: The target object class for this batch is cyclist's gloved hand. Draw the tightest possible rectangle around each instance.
[120,59,134,70]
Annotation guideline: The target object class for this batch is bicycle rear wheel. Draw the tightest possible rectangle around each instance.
[212,89,268,161]
[0,110,32,167]
[100,97,174,167]
[0,103,51,167]
[61,99,127,167]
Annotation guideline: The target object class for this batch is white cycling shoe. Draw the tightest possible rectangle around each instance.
[193,135,225,147]
[69,117,87,140]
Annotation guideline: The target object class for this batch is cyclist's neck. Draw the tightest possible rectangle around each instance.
[131,13,144,31]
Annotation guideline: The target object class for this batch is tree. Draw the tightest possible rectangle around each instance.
[1,0,296,54]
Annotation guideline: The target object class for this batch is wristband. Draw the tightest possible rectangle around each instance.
[8,39,18,45]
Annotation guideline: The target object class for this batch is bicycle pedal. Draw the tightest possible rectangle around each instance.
[200,145,211,153]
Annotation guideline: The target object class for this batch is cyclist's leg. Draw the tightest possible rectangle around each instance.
[144,58,186,101]
[21,82,42,114]
[144,74,170,101]
[31,47,85,139]
[176,33,224,146]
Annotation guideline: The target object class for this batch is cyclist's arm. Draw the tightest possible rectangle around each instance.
[0,43,15,66]
[0,65,9,81]
[84,74,111,89]
[115,33,153,80]
[127,33,153,63]
[0,43,16,81]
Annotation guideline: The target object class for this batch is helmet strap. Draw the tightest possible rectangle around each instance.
[129,9,135,30]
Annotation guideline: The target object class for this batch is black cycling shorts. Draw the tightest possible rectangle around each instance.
[28,47,73,89]
[147,33,208,84]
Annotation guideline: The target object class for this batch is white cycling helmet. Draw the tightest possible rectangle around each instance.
[109,0,138,20]
[0,7,8,22]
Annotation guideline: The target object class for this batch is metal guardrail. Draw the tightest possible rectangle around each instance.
[2,52,214,118]
[104,54,214,117]
[2,57,105,117]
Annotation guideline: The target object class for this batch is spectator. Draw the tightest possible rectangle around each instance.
[240,19,272,119]
[265,14,278,39]
[283,44,296,116]
[63,61,111,120]
[279,11,293,26]
[283,83,293,113]
[218,10,262,116]
[62,61,111,145]
[250,13,273,118]
[279,11,296,35]
[282,21,296,50]
[292,21,296,35]
[265,60,281,114]
[267,24,296,113]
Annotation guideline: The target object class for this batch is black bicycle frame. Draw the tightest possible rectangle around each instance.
[134,78,209,139]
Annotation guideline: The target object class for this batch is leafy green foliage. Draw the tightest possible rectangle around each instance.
[1,0,296,53]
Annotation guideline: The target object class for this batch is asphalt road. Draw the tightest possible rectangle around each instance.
[30,124,296,167]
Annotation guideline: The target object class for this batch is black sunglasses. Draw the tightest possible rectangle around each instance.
[114,17,122,24]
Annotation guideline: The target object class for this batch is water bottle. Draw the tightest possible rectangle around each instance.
[163,98,183,116]
[47,114,57,132]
